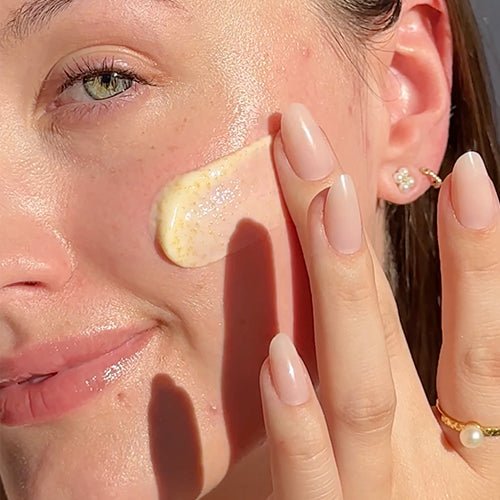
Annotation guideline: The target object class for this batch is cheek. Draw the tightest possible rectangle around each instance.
[64,130,207,290]
[156,135,284,268]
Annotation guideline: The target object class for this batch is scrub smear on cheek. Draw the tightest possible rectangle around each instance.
[156,136,283,268]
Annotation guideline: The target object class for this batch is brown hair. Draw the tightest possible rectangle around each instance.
[319,0,500,401]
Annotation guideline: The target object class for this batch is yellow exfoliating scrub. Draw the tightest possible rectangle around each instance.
[156,136,282,268]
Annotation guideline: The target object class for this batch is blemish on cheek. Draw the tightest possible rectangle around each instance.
[116,392,131,408]
[155,136,282,268]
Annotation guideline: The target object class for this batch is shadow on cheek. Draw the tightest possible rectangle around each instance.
[148,374,203,500]
[221,219,278,461]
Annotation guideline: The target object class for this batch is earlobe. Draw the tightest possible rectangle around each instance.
[377,0,453,205]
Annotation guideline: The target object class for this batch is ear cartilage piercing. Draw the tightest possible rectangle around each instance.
[393,167,416,193]
[420,168,443,189]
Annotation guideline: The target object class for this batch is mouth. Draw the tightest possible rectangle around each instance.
[0,373,58,388]
[0,324,158,427]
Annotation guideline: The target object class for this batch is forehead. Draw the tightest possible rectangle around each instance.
[0,0,190,46]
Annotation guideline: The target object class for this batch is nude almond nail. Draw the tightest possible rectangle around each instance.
[269,334,310,406]
[324,174,363,255]
[452,152,498,230]
[281,103,336,181]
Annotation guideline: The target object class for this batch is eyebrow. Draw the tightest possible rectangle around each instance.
[1,0,186,45]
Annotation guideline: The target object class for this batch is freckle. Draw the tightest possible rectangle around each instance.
[117,392,126,403]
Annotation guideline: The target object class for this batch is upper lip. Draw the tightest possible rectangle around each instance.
[0,321,158,388]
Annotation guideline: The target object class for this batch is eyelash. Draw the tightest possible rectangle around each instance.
[58,56,152,95]
[43,56,156,126]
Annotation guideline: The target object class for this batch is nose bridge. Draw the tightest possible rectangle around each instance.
[0,61,77,304]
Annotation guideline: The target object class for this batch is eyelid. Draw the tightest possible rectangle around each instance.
[36,47,168,112]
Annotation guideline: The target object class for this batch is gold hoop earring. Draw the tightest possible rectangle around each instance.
[420,168,443,189]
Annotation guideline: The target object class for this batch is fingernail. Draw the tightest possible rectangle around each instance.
[324,174,363,254]
[269,334,310,406]
[452,152,498,230]
[281,103,335,181]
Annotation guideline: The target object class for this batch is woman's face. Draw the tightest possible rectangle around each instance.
[0,0,386,497]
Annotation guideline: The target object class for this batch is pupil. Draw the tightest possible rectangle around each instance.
[101,73,114,86]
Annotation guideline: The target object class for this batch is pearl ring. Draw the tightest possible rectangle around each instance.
[435,400,500,448]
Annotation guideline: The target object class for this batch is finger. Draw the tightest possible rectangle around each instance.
[260,334,341,500]
[275,104,414,368]
[437,152,500,473]
[274,103,397,499]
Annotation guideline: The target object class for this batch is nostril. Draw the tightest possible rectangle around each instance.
[0,220,75,292]
[4,281,42,288]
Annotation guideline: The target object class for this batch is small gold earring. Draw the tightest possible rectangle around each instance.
[420,168,443,189]
[393,167,416,193]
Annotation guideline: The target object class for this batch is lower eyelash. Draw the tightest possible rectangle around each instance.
[49,85,142,124]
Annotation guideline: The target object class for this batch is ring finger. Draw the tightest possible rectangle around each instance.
[437,152,500,474]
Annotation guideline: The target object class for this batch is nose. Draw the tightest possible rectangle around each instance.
[0,214,73,293]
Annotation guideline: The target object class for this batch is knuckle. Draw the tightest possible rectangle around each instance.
[279,440,332,474]
[331,253,376,305]
[462,259,500,279]
[456,242,500,278]
[335,278,374,305]
[334,390,396,434]
[275,413,332,471]
[462,336,500,383]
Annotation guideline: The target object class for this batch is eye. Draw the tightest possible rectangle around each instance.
[53,57,152,108]
[82,72,134,101]
[42,55,159,124]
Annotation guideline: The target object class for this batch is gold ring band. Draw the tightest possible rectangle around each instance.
[436,399,500,448]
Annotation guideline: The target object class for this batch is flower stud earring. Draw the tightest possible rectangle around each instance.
[393,167,416,193]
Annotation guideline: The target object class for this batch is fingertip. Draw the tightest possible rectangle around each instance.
[450,151,498,231]
[260,357,271,387]
[272,132,294,181]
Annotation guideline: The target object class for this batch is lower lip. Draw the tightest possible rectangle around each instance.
[0,329,156,427]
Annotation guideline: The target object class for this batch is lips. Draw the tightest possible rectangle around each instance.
[0,323,157,426]
[0,373,58,388]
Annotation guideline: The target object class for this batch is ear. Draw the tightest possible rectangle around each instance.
[377,0,453,204]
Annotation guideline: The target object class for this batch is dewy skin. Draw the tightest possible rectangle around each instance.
[156,136,282,268]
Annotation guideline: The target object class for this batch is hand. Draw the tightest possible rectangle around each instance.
[259,104,500,499]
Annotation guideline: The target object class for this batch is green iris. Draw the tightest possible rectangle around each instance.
[83,72,133,100]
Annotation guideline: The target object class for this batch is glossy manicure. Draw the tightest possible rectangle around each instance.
[269,334,310,406]
[281,103,336,181]
[324,174,363,254]
[452,152,498,230]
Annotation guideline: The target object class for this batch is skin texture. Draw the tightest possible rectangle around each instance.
[0,0,453,498]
